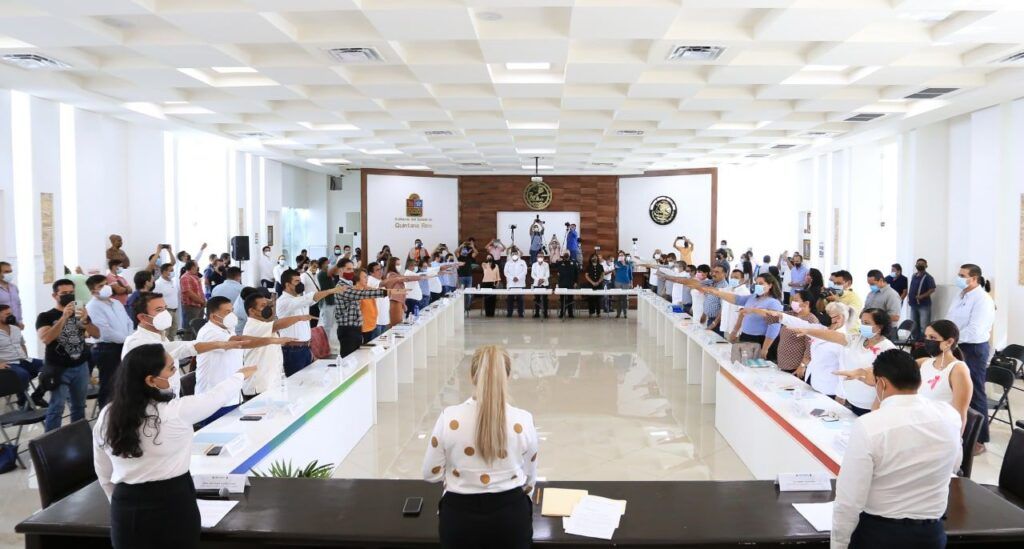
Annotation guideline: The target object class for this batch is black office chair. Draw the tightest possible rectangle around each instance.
[893,319,917,349]
[179,371,196,397]
[984,427,1024,509]
[985,365,1016,429]
[959,408,984,478]
[996,344,1024,381]
[27,419,96,508]
[0,370,47,469]
[86,383,100,420]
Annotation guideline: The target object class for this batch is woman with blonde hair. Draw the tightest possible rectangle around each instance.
[423,345,538,549]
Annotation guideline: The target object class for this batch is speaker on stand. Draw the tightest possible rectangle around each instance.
[230,236,250,282]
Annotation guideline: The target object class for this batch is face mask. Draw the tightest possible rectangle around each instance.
[752,284,766,296]
[342,272,354,281]
[728,278,740,288]
[218,312,238,330]
[617,256,625,262]
[294,282,305,294]
[58,294,76,308]
[278,259,286,266]
[116,267,124,274]
[150,310,172,331]
[1,272,13,283]
[890,272,898,279]
[511,255,519,261]
[334,249,342,256]
[155,373,180,398]
[869,284,880,293]
[654,253,661,260]
[859,325,875,339]
[98,285,113,299]
[591,259,598,264]
[538,258,544,264]
[829,281,841,290]
[790,301,803,314]
[2,315,16,326]
[923,339,942,357]
[696,272,707,281]
[259,305,273,320]
[263,250,271,257]
[415,242,422,248]
[954,276,968,289]
[916,264,926,272]
[793,262,801,268]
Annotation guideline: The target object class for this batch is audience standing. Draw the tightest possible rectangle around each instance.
[945,263,994,454]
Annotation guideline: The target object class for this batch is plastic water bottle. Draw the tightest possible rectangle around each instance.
[278,371,288,399]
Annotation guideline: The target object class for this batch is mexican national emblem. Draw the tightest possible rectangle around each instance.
[524,180,552,210]
[406,193,423,217]
[648,196,677,225]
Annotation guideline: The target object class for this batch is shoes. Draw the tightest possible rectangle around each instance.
[32,393,49,408]
[615,313,621,319]
[533,313,540,318]
[518,314,525,318]
[973,442,986,456]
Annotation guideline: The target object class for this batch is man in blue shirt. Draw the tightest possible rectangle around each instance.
[613,252,633,319]
[566,223,581,263]
[787,253,809,294]
[211,266,244,305]
[907,258,936,340]
[84,275,135,408]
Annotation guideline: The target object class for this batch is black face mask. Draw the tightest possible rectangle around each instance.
[923,340,942,357]
[2,315,17,326]
[259,306,273,320]
[58,294,75,307]
[916,264,926,272]
[294,282,305,294]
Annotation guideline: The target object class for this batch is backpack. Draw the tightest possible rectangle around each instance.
[0,444,17,474]
[310,326,331,359]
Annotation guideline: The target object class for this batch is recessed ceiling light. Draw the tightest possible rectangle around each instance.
[507,121,559,130]
[163,100,189,105]
[516,148,555,155]
[307,158,351,165]
[477,11,503,21]
[506,62,550,71]
[803,64,849,72]
[396,165,431,170]
[898,11,953,23]
[522,164,553,170]
[211,66,257,74]
[360,148,403,155]
[298,122,360,131]
[100,17,133,29]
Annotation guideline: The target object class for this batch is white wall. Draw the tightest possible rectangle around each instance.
[364,173,459,260]
[717,163,801,267]
[618,173,713,264]
[327,169,361,250]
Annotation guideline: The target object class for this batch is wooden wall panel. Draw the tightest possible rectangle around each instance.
[458,175,620,257]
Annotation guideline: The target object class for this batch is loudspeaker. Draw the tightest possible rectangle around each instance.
[230,236,250,261]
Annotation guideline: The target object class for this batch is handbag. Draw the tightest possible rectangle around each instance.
[0,443,17,474]
[310,326,331,359]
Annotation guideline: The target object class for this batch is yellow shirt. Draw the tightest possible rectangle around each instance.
[837,289,863,333]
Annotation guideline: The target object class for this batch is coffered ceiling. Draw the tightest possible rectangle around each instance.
[2,0,1024,174]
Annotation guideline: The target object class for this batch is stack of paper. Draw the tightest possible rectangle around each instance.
[792,502,833,532]
[562,495,627,540]
[540,488,588,516]
[197,499,239,528]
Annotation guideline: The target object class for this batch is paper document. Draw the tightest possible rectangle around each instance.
[792,502,833,532]
[540,488,588,517]
[563,495,627,540]
[778,473,833,492]
[197,499,239,528]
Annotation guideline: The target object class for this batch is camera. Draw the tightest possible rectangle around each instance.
[510,224,517,230]
[821,287,844,298]
[565,222,570,227]
[632,237,638,243]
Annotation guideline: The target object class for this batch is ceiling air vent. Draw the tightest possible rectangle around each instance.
[667,45,725,62]
[0,53,71,70]
[745,153,771,158]
[845,113,886,122]
[326,47,383,63]
[801,131,840,138]
[424,130,455,136]
[770,144,798,149]
[905,87,958,99]
[458,162,488,169]
[996,50,1024,63]
[231,131,275,139]
[614,129,645,136]
[591,162,617,167]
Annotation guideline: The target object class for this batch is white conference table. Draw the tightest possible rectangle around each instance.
[190,292,464,477]
[464,287,639,317]
[637,290,854,480]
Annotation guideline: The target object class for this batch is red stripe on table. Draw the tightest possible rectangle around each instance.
[718,366,841,475]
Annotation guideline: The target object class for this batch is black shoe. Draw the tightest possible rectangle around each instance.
[519,314,525,318]
[533,313,540,318]
[32,393,48,408]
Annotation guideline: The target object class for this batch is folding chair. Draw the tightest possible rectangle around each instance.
[0,370,47,469]
[985,364,1016,429]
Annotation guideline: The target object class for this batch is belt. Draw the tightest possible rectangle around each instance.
[284,341,310,348]
[862,512,941,525]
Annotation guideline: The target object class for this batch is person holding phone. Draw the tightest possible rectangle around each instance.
[94,343,257,549]
[36,279,100,431]
[422,345,538,549]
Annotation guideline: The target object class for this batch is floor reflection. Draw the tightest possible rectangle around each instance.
[335,318,753,482]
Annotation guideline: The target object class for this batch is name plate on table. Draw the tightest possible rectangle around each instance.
[370,345,386,358]
[194,474,248,493]
[777,472,832,492]
[223,434,250,457]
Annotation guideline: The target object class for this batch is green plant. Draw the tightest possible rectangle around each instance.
[252,459,335,479]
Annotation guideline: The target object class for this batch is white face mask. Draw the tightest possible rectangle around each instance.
[150,310,172,331]
[278,259,286,266]
[1,272,13,283]
[220,312,239,330]
[98,285,113,299]
[790,301,803,314]
[155,372,180,398]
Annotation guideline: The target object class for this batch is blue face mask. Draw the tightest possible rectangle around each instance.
[728,279,740,288]
[859,325,875,339]
[752,284,766,297]
[869,283,880,293]
[954,276,968,289]
[829,281,840,290]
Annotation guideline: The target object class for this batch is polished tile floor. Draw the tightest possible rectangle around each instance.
[0,316,1019,548]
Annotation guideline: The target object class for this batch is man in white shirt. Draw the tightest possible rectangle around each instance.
[403,259,425,318]
[276,268,344,377]
[151,264,180,340]
[368,263,391,339]
[194,296,290,422]
[241,293,313,397]
[832,349,961,549]
[530,254,550,318]
[503,250,528,318]
[601,255,615,313]
[257,245,275,292]
[84,275,135,408]
[720,269,750,335]
[945,263,995,453]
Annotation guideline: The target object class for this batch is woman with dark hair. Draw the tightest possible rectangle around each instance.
[946,262,994,454]
[703,273,784,360]
[790,308,896,416]
[748,290,820,374]
[93,344,255,549]
[915,319,972,431]
[741,253,754,285]
[805,268,828,323]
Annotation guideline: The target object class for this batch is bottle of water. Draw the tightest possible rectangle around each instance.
[278,371,288,399]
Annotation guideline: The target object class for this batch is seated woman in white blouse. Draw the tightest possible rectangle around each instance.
[915,320,972,431]
[423,345,539,549]
[747,301,853,399]
[94,344,256,549]
[763,307,896,415]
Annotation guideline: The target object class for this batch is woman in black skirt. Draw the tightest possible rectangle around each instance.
[93,344,256,549]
